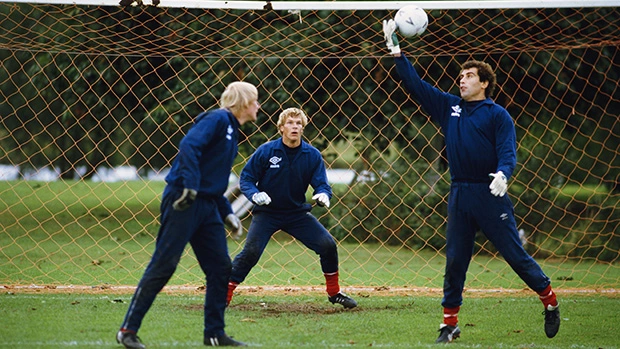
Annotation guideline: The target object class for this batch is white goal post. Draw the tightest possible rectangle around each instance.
[3,0,620,9]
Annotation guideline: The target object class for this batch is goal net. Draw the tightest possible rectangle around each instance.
[0,0,618,291]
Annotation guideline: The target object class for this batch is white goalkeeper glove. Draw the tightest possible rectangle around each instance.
[172,188,197,211]
[225,213,243,239]
[488,171,508,197]
[252,192,271,206]
[382,19,401,55]
[312,193,330,208]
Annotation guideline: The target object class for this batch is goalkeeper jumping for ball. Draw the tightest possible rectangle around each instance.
[382,18,560,343]
[226,107,357,310]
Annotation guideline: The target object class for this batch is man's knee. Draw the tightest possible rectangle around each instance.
[235,246,263,268]
[316,237,338,257]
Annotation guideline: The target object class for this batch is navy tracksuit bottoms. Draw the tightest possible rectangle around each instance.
[230,211,338,284]
[120,186,231,338]
[442,182,550,308]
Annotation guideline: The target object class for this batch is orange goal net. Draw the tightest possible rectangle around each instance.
[0,1,618,292]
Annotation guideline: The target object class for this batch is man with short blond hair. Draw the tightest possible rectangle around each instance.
[227,107,357,309]
[117,81,260,348]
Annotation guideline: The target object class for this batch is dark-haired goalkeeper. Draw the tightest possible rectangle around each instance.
[382,19,560,343]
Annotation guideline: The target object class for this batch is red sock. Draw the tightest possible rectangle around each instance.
[538,285,558,309]
[443,306,460,327]
[227,281,239,306]
[324,271,340,297]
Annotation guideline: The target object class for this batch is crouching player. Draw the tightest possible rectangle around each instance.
[227,107,357,309]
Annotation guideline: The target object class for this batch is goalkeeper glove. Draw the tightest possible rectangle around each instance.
[488,171,508,197]
[312,193,330,208]
[172,188,197,211]
[252,192,271,206]
[382,19,400,55]
[225,213,243,239]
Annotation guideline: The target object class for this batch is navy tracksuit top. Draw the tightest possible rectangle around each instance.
[395,55,552,304]
[239,138,332,213]
[395,54,517,181]
[164,108,239,215]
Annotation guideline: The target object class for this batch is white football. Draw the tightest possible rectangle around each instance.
[394,5,428,37]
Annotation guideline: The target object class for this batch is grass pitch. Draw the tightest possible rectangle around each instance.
[1,291,618,348]
[1,180,618,348]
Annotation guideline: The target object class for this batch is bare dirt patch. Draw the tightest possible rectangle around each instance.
[185,300,361,316]
[2,284,617,298]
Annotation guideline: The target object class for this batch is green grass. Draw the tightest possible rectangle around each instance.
[0,292,618,348]
[1,181,619,348]
[2,226,616,290]
[1,180,618,289]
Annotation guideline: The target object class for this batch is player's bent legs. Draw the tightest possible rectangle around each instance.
[120,192,197,333]
[190,204,232,338]
[230,213,279,284]
[287,212,339,273]
[285,212,358,307]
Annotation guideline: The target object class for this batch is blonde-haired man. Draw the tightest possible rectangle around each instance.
[227,107,357,309]
[117,81,260,348]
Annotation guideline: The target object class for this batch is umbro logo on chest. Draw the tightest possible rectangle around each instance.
[269,156,282,168]
[451,105,462,117]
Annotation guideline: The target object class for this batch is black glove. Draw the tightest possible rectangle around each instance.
[172,188,197,211]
